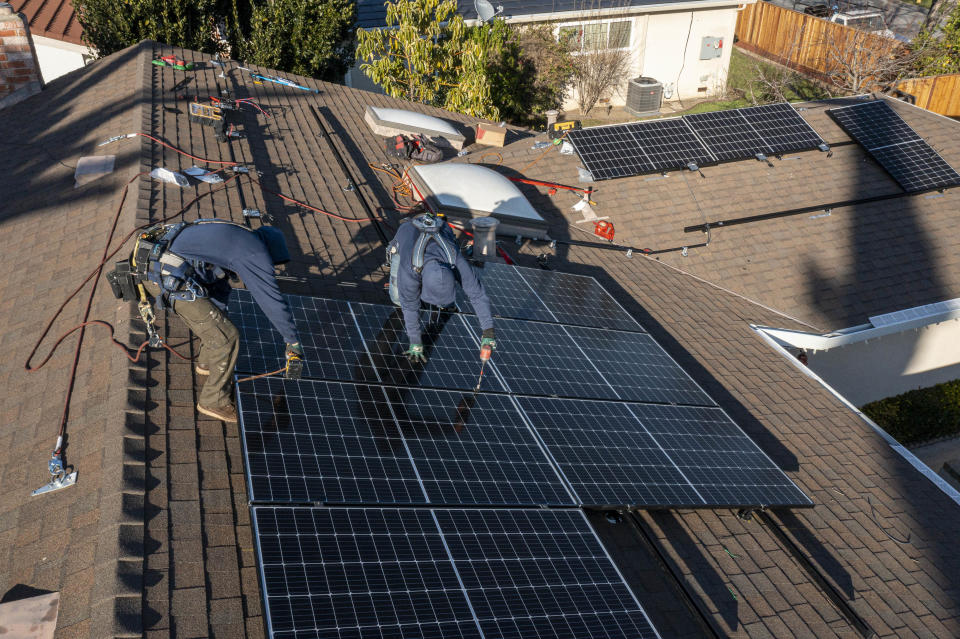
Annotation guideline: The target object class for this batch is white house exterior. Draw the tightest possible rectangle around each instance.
[350,0,751,111]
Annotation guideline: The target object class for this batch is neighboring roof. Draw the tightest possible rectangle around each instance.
[11,0,84,46]
[2,40,960,638]
[356,0,741,28]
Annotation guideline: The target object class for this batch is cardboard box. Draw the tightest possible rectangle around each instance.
[476,122,506,147]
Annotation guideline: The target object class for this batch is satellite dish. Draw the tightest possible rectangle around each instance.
[475,0,503,22]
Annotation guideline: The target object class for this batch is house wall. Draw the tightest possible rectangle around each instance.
[32,35,89,83]
[347,4,743,113]
[806,321,960,407]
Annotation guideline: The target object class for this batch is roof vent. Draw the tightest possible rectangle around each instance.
[408,164,548,238]
[364,106,466,150]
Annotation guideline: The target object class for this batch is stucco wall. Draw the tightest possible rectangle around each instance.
[33,35,89,83]
[806,320,960,407]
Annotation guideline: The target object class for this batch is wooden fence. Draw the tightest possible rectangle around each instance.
[735,1,896,80]
[895,74,960,116]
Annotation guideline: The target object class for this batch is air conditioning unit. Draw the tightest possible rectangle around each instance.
[625,77,663,117]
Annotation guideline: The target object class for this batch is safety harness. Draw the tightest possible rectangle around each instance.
[108,218,246,345]
[387,214,458,306]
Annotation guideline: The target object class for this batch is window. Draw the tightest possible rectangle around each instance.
[558,20,632,52]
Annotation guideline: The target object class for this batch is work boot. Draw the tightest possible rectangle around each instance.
[197,402,238,423]
[195,363,209,376]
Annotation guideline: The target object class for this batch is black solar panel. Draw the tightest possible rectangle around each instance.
[517,396,812,508]
[870,140,960,193]
[434,508,661,639]
[381,386,574,506]
[237,377,428,504]
[827,100,921,150]
[351,303,507,393]
[563,325,714,405]
[454,262,555,324]
[483,318,621,400]
[628,403,813,507]
[684,109,771,161]
[229,290,374,381]
[457,263,643,332]
[738,102,827,155]
[565,124,655,180]
[253,507,482,639]
[513,266,644,332]
[628,117,716,171]
[828,100,960,193]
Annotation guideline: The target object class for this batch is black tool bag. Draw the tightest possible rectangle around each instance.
[384,134,443,163]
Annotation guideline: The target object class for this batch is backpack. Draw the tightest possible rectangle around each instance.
[385,134,443,163]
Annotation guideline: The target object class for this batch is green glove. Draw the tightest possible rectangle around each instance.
[404,343,427,364]
[480,328,497,351]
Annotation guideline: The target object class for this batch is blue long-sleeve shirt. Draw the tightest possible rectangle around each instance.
[170,221,300,345]
[389,220,493,344]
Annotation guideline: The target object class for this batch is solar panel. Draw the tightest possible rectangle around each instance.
[627,403,812,507]
[828,100,960,193]
[351,303,507,393]
[827,100,921,150]
[684,109,771,161]
[456,263,644,332]
[434,508,661,639]
[738,102,827,155]
[237,377,428,504]
[229,290,374,381]
[482,318,621,400]
[563,325,715,405]
[513,266,644,332]
[627,118,716,171]
[253,507,482,639]
[454,262,555,324]
[565,124,655,180]
[868,139,960,193]
[381,386,574,506]
[517,396,813,508]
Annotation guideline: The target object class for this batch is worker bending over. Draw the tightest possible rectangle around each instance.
[387,213,496,362]
[122,219,302,423]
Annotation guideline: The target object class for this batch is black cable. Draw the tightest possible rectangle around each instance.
[0,139,76,170]
[673,13,696,110]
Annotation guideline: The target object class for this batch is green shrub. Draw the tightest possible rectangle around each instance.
[861,379,960,445]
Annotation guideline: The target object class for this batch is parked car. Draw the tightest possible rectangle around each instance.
[830,9,903,40]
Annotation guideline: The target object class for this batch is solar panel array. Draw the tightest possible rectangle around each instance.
[567,102,828,180]
[233,267,811,638]
[254,507,660,639]
[828,100,960,193]
[456,263,643,332]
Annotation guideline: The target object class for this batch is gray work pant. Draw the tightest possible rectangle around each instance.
[143,282,239,409]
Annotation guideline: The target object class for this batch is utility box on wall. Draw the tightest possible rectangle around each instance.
[699,36,723,59]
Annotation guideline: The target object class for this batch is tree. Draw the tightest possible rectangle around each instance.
[912,1,960,76]
[489,24,573,125]
[74,0,244,56]
[560,18,632,115]
[243,0,356,81]
[817,26,915,95]
[356,0,510,119]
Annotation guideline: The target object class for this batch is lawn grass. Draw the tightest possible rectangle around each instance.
[678,48,828,115]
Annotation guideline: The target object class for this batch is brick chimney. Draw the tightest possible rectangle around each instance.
[0,2,43,110]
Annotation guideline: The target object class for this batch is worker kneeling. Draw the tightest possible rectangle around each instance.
[118,219,302,423]
[387,213,496,363]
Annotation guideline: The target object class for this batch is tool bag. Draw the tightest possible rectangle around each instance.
[385,134,443,163]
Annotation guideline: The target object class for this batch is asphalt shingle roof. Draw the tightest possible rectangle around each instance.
[1,40,959,638]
